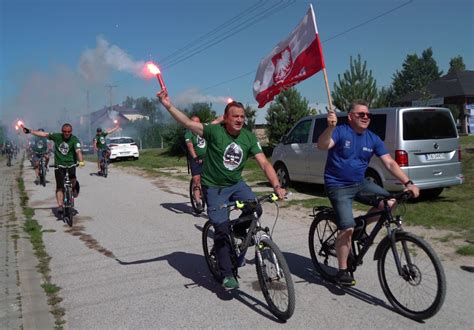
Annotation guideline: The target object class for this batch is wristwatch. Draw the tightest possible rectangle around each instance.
[403,180,414,187]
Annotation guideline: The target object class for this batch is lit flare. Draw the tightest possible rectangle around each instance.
[146,62,167,91]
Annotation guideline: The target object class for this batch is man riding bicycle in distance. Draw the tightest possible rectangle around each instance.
[22,123,85,213]
[31,128,50,184]
[157,90,286,290]
[185,115,223,212]
[317,100,420,286]
[93,123,120,175]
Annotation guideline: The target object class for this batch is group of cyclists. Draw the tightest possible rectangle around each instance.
[14,92,420,296]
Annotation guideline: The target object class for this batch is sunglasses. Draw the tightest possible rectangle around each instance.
[352,112,372,119]
[62,130,72,133]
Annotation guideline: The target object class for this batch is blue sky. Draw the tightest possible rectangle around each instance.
[1,0,473,129]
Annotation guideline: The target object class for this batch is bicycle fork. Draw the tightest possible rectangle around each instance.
[387,224,415,279]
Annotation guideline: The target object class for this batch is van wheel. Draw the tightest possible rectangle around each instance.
[365,169,382,187]
[274,163,291,188]
[421,188,444,199]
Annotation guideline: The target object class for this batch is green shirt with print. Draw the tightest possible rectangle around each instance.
[94,132,109,150]
[201,124,262,187]
[31,137,48,154]
[48,133,81,166]
[185,129,207,158]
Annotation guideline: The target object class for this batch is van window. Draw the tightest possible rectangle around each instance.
[286,119,312,144]
[368,114,386,141]
[403,110,457,140]
[312,116,351,143]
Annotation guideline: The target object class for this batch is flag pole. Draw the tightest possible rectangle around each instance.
[309,4,334,113]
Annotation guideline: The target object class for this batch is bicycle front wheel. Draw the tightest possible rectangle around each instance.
[308,213,339,281]
[255,238,295,321]
[189,179,204,214]
[40,163,46,186]
[202,221,220,281]
[63,188,73,227]
[377,232,446,320]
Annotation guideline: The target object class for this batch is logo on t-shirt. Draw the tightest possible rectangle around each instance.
[37,141,45,149]
[196,136,206,149]
[99,136,106,144]
[223,142,243,170]
[344,140,352,149]
[59,142,70,155]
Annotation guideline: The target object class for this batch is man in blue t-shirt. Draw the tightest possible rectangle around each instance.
[318,100,420,286]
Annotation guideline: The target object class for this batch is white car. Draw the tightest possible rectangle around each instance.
[107,136,139,161]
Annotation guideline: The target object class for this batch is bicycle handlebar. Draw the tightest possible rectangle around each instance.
[50,163,79,169]
[220,193,280,210]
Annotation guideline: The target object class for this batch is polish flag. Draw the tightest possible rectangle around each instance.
[253,4,325,108]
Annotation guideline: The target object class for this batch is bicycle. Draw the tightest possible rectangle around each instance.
[38,153,47,187]
[6,150,13,166]
[99,149,109,178]
[308,191,446,320]
[189,178,205,214]
[55,164,78,227]
[202,193,295,321]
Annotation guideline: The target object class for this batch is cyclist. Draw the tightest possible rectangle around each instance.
[93,123,119,175]
[4,140,13,157]
[157,90,286,290]
[185,115,223,212]
[22,123,85,213]
[31,128,50,184]
[317,100,420,286]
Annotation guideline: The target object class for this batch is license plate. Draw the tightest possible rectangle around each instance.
[426,153,446,160]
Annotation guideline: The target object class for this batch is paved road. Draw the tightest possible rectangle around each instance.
[10,159,474,328]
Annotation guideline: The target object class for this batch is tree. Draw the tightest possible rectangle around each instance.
[187,102,216,123]
[372,86,395,108]
[265,88,311,146]
[391,47,443,101]
[332,54,378,111]
[244,104,257,130]
[448,55,466,74]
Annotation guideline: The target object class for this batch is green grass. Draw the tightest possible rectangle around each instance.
[456,244,474,256]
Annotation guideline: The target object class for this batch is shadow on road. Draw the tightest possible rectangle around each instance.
[161,202,206,218]
[282,251,412,319]
[115,251,282,321]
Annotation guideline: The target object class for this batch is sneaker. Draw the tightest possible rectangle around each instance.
[336,269,356,287]
[222,276,239,290]
[34,177,39,185]
[57,206,64,214]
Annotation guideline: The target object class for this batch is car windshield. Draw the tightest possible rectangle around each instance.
[110,138,134,144]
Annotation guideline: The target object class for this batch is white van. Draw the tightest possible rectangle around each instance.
[271,107,464,198]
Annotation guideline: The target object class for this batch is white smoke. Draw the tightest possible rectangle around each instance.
[174,88,232,108]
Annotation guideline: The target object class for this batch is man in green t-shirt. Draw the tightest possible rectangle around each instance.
[22,123,85,212]
[31,128,50,184]
[158,90,286,290]
[93,123,119,175]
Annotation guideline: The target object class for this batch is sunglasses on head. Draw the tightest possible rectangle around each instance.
[352,112,372,119]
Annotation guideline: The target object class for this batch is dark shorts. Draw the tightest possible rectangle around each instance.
[188,157,203,176]
[202,181,256,226]
[54,167,76,190]
[326,178,390,230]
[97,148,109,161]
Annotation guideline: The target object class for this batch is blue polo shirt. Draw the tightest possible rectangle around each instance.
[324,124,388,187]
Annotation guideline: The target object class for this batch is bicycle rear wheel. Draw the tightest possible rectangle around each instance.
[308,213,339,281]
[255,238,295,321]
[377,232,446,320]
[202,221,220,281]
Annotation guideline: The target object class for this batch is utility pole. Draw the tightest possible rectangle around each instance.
[105,84,118,112]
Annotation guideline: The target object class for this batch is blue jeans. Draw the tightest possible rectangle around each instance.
[202,181,256,278]
[326,178,390,230]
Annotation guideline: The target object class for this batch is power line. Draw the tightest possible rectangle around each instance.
[200,0,413,93]
[162,0,296,69]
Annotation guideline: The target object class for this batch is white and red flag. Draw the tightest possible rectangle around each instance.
[253,4,325,108]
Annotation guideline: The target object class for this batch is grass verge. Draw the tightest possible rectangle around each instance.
[17,165,65,328]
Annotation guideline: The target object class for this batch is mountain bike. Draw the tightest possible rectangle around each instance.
[99,149,109,178]
[38,153,47,187]
[189,178,205,214]
[55,164,78,227]
[308,191,446,320]
[6,150,13,166]
[202,193,295,321]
